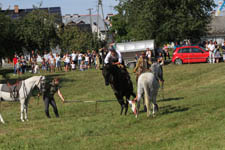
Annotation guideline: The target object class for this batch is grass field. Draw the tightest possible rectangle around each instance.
[0,63,225,150]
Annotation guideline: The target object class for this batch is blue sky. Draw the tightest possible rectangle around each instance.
[0,0,223,15]
[0,0,119,15]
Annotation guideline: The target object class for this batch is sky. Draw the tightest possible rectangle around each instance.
[0,0,119,15]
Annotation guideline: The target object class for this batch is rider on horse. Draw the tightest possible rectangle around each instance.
[104,43,130,79]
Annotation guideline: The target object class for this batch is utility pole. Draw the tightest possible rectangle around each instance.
[88,8,95,48]
[97,0,108,41]
[88,8,93,32]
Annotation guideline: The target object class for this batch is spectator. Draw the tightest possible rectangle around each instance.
[78,52,83,67]
[95,53,100,69]
[49,54,56,73]
[71,51,77,65]
[13,54,18,75]
[146,48,152,62]
[41,58,47,73]
[163,45,170,61]
[84,53,89,69]
[43,51,49,71]
[222,41,225,62]
[20,55,27,74]
[64,53,70,72]
[80,60,85,71]
[55,53,61,71]
[71,61,76,71]
[208,40,215,64]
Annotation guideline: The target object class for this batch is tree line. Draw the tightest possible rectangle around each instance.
[0,7,100,59]
[110,0,216,46]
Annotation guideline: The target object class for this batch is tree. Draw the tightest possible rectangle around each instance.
[111,0,216,46]
[17,8,59,53]
[59,26,94,53]
[0,11,22,58]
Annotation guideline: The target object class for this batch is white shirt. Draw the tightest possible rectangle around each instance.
[55,56,60,62]
[208,44,215,52]
[85,56,89,62]
[71,53,77,61]
[71,63,76,69]
[78,54,83,60]
[104,50,122,64]
[44,54,49,61]
[65,56,70,63]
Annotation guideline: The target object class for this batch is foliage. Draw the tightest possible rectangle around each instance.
[0,12,22,58]
[1,63,225,149]
[111,0,216,46]
[59,26,94,53]
[17,8,59,53]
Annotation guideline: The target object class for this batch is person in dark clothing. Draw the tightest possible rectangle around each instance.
[41,78,65,118]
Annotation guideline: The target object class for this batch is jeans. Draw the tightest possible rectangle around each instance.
[43,95,59,118]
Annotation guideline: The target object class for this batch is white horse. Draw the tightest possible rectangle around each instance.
[0,76,45,123]
[134,62,163,118]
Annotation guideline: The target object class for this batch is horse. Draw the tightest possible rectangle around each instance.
[0,76,45,123]
[102,63,136,115]
[134,62,163,118]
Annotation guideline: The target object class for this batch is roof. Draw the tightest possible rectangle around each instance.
[63,15,108,31]
[208,16,225,36]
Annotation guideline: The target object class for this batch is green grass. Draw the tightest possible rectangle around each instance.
[1,63,225,150]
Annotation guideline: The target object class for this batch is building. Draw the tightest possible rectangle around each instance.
[201,16,225,44]
[1,5,62,23]
[63,14,109,41]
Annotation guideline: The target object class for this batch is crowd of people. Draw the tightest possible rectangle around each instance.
[202,40,225,64]
[12,49,108,75]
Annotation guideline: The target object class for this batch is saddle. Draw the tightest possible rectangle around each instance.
[1,81,22,99]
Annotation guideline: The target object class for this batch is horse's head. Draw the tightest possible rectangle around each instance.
[36,76,46,90]
[150,63,163,82]
[101,64,112,86]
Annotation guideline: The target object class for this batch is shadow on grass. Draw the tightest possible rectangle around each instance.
[0,68,13,81]
[160,105,189,115]
[0,71,75,84]
[158,97,184,102]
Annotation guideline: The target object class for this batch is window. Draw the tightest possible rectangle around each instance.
[192,48,203,53]
[178,48,190,53]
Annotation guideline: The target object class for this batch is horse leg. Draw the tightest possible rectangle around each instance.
[116,94,124,115]
[144,88,150,117]
[24,101,28,121]
[125,96,130,115]
[152,93,158,116]
[20,103,25,122]
[0,114,5,124]
[136,99,141,118]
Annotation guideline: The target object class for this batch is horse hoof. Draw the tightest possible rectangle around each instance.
[21,120,25,122]
[26,119,29,122]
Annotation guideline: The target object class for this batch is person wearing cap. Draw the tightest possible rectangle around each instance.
[41,78,65,118]
[133,52,152,82]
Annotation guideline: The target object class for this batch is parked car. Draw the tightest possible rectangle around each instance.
[172,46,209,64]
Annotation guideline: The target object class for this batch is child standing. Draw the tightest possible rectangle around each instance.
[80,60,85,71]
[71,61,76,71]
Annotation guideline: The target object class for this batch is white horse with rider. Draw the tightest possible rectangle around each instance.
[131,62,163,118]
[0,76,45,123]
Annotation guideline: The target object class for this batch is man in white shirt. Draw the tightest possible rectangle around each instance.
[104,46,122,65]
[208,40,215,64]
[71,51,77,64]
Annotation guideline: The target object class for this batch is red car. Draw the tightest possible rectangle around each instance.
[172,46,209,64]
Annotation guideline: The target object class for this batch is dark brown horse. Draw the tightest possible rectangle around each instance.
[102,64,136,115]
